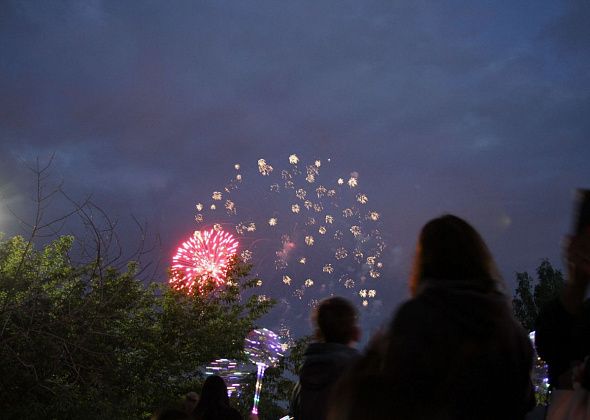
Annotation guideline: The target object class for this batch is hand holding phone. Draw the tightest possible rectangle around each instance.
[564,189,590,307]
[573,189,590,235]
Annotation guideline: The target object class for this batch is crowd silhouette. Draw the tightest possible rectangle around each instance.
[156,206,590,420]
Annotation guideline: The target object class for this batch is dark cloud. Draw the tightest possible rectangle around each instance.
[544,0,590,53]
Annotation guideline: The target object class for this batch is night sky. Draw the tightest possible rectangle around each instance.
[1,1,589,336]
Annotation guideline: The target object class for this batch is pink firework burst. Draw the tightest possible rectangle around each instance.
[171,229,239,293]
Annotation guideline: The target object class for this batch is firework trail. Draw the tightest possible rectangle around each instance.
[244,328,284,415]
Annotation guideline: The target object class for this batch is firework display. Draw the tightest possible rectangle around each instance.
[205,358,247,396]
[244,328,284,367]
[528,331,550,405]
[244,328,285,415]
[170,228,239,293]
[191,155,386,308]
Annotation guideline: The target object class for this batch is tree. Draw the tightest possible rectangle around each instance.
[0,233,274,419]
[512,259,563,406]
[512,259,565,331]
[0,158,276,418]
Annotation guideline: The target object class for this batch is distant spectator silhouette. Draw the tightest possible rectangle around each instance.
[193,375,241,420]
[536,219,590,389]
[183,391,199,415]
[329,214,535,420]
[290,296,360,420]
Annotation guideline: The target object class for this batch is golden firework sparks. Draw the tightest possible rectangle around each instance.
[368,211,380,221]
[335,247,348,260]
[258,158,273,175]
